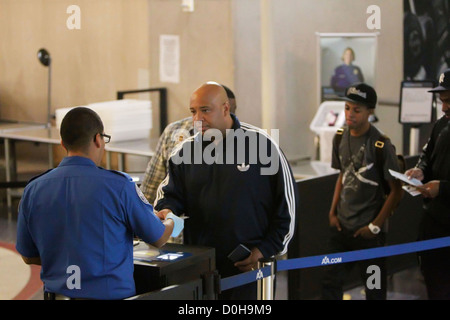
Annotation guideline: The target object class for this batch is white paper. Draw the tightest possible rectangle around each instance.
[402,185,421,197]
[389,169,423,186]
[159,35,180,83]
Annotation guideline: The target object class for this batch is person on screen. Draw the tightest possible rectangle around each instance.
[331,47,365,95]
[405,68,450,300]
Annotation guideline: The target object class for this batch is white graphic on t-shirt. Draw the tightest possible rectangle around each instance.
[341,144,379,191]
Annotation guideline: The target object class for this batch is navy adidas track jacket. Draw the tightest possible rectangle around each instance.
[154,114,298,276]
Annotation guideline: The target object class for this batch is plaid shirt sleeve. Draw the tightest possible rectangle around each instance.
[140,117,193,204]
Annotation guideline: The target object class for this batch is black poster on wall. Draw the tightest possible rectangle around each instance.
[404,0,450,81]
[402,0,450,155]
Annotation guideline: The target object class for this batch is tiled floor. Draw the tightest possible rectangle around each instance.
[343,267,428,300]
[0,201,43,300]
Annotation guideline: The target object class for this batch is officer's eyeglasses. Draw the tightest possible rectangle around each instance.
[95,133,111,144]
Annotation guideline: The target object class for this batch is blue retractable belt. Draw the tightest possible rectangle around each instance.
[220,236,450,291]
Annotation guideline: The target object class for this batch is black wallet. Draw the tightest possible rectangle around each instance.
[227,244,251,263]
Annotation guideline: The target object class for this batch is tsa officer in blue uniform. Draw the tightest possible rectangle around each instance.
[16,107,183,300]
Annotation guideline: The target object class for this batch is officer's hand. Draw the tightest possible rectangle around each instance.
[165,212,184,237]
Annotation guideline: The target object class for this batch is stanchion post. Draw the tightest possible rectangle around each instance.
[202,270,220,300]
[257,258,276,300]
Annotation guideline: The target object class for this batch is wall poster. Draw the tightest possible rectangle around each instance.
[317,33,379,105]
[404,0,450,81]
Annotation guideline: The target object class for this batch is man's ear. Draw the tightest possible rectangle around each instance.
[60,140,68,152]
[93,133,102,148]
[223,101,230,116]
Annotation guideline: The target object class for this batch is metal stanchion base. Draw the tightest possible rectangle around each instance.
[257,258,276,300]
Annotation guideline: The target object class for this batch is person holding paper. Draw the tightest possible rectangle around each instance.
[321,83,402,300]
[15,107,180,300]
[405,68,450,300]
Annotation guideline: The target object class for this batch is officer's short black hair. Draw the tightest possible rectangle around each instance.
[60,107,104,152]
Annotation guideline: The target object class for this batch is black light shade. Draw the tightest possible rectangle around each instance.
[37,48,51,67]
[37,48,52,127]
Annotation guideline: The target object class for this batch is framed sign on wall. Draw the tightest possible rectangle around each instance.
[399,80,435,125]
[316,32,379,106]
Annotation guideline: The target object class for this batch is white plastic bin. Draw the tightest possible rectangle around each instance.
[309,101,345,163]
[55,99,152,142]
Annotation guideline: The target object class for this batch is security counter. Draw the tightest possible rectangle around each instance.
[132,242,215,299]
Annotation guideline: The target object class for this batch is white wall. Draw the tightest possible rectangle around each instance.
[148,0,234,130]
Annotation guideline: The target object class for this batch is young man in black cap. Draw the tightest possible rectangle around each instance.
[405,68,450,299]
[321,83,403,300]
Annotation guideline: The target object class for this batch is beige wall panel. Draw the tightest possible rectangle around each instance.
[0,0,150,124]
[0,0,150,168]
[148,0,234,123]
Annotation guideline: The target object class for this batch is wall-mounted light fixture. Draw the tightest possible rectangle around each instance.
[37,48,52,128]
[181,0,194,12]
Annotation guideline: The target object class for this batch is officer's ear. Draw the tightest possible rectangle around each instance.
[93,133,102,148]
[60,140,68,153]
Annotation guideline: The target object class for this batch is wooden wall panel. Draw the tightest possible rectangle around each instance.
[0,0,150,124]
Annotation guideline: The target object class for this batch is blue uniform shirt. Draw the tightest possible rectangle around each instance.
[331,64,364,93]
[16,156,165,299]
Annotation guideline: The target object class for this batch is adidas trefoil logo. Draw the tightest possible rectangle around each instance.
[237,163,250,172]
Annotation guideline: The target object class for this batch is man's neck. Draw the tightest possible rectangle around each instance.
[350,123,371,137]
[220,115,234,137]
[67,151,98,165]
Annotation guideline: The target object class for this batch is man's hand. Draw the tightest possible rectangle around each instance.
[353,226,377,239]
[155,208,172,220]
[416,180,440,198]
[405,168,424,181]
[234,247,264,273]
[329,213,342,231]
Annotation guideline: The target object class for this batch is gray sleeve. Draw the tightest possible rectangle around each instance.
[382,139,400,181]
[331,133,342,170]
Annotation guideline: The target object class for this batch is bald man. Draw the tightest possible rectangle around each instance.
[141,85,236,205]
[154,82,298,300]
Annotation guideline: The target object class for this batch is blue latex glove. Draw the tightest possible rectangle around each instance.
[165,212,184,237]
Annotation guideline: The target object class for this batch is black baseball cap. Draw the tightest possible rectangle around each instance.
[429,68,450,92]
[342,83,377,109]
